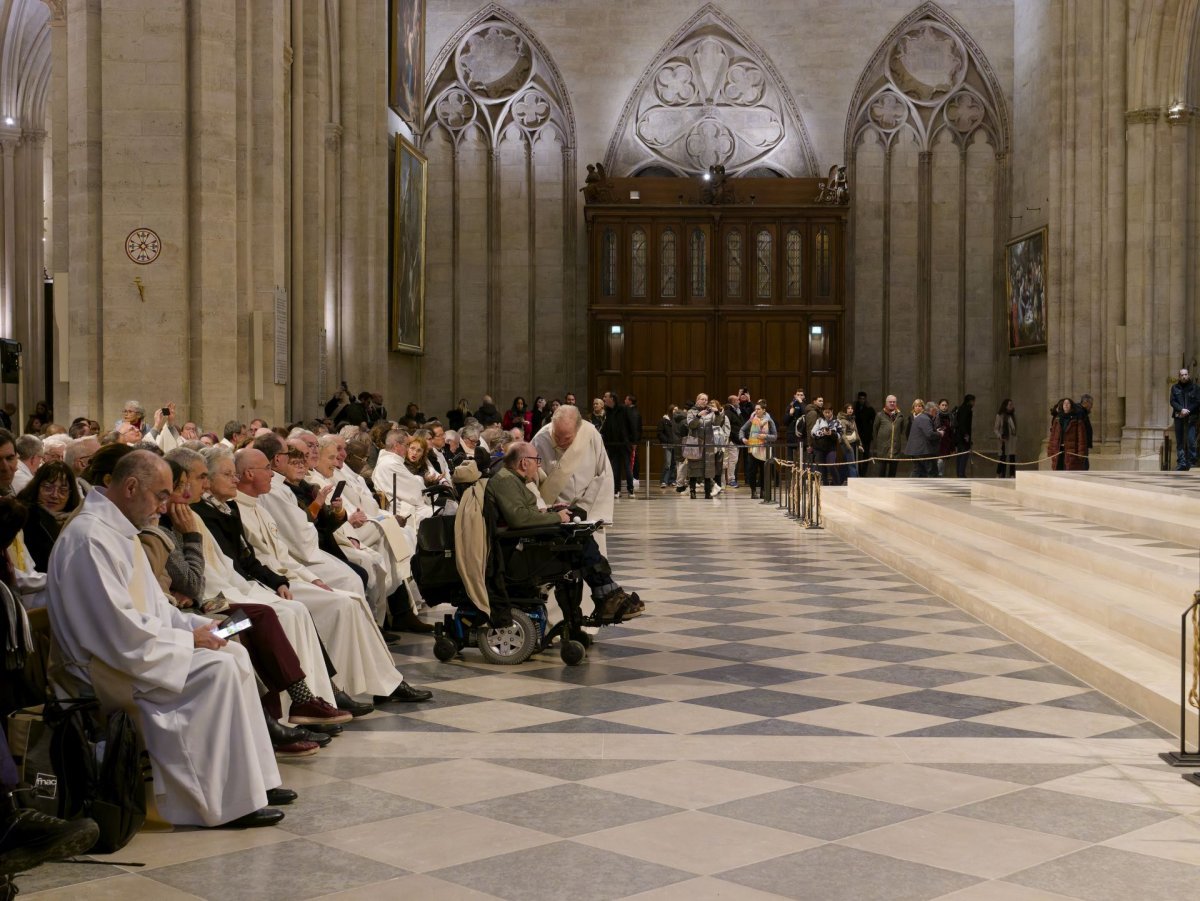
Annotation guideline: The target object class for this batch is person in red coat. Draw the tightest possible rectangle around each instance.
[502,397,533,441]
[1047,397,1088,471]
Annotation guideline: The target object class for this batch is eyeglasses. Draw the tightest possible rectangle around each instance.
[523,455,541,464]
[39,482,68,496]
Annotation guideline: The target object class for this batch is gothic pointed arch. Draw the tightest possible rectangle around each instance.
[603,3,818,177]
[844,2,1009,156]
[423,3,576,151]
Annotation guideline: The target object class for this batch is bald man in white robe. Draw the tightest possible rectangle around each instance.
[532,406,615,554]
[46,451,282,829]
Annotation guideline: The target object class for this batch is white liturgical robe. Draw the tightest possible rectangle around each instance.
[234,491,403,698]
[46,489,279,827]
[258,472,365,597]
[190,516,335,707]
[532,420,614,553]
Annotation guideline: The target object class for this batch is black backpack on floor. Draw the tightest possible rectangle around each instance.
[14,697,146,853]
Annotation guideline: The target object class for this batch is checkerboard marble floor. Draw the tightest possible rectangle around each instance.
[16,493,1200,900]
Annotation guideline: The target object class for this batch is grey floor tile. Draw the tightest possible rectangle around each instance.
[521,664,658,686]
[925,763,1104,785]
[1092,722,1175,739]
[687,641,803,662]
[971,644,1045,661]
[502,716,667,733]
[1004,665,1089,687]
[844,663,979,688]
[703,760,866,783]
[489,758,659,781]
[342,713,469,732]
[894,720,1059,738]
[11,861,121,894]
[510,688,663,716]
[295,756,448,779]
[686,688,841,717]
[686,662,816,687]
[273,781,435,835]
[825,643,947,663]
[148,838,405,901]
[954,787,1175,842]
[867,688,1021,719]
[430,840,694,901]
[459,782,682,836]
[718,843,979,901]
[1042,691,1137,717]
[810,625,926,642]
[669,609,774,624]
[699,719,864,736]
[705,785,924,839]
[795,609,895,624]
[1008,845,1200,901]
[675,624,790,641]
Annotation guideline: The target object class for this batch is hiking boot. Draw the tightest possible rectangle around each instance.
[0,801,98,875]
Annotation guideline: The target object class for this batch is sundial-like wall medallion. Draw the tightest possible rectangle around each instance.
[125,228,161,265]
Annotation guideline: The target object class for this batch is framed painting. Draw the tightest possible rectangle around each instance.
[391,134,426,354]
[1006,227,1047,354]
[389,0,425,126]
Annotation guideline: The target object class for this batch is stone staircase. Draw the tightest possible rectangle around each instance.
[819,472,1200,738]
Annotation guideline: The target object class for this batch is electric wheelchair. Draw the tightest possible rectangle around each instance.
[411,484,621,666]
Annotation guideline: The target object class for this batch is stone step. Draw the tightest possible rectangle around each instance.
[821,493,1185,737]
[841,481,1182,660]
[1015,471,1200,534]
[851,479,1197,614]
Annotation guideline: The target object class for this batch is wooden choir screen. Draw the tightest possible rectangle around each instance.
[585,176,847,442]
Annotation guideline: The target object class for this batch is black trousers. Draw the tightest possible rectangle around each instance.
[605,444,629,493]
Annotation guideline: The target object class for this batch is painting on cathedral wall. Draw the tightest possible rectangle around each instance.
[392,135,426,353]
[1006,227,1047,354]
[389,0,425,126]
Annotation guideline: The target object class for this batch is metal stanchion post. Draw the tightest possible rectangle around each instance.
[645,439,651,499]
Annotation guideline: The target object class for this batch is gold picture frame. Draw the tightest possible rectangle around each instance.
[1005,226,1047,354]
[389,0,425,126]
[391,134,426,354]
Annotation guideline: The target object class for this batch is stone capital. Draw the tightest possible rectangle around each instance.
[41,0,65,25]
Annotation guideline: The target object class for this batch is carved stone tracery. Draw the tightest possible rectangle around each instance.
[425,9,572,148]
[846,6,1007,153]
[605,3,817,177]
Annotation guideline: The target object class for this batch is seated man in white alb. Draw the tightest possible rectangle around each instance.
[46,450,288,828]
[252,436,372,599]
[304,436,405,625]
[231,448,430,704]
[371,428,433,527]
[11,435,41,494]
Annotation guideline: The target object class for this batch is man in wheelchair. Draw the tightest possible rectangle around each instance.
[486,443,641,625]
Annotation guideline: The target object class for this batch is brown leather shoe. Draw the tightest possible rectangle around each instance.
[273,740,320,759]
[288,698,353,725]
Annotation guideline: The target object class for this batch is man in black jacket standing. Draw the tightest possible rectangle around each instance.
[601,391,634,499]
[954,394,975,478]
[853,392,876,476]
[624,394,643,492]
[1170,369,1200,470]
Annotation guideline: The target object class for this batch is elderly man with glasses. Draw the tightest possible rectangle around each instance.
[485,442,641,623]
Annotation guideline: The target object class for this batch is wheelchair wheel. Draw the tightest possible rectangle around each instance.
[433,635,459,662]
[477,609,537,665]
[560,639,586,666]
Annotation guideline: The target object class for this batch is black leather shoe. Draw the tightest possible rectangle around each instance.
[266,716,331,748]
[333,688,375,717]
[303,722,344,737]
[213,808,285,829]
[374,681,433,704]
[0,802,99,874]
[266,788,297,806]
